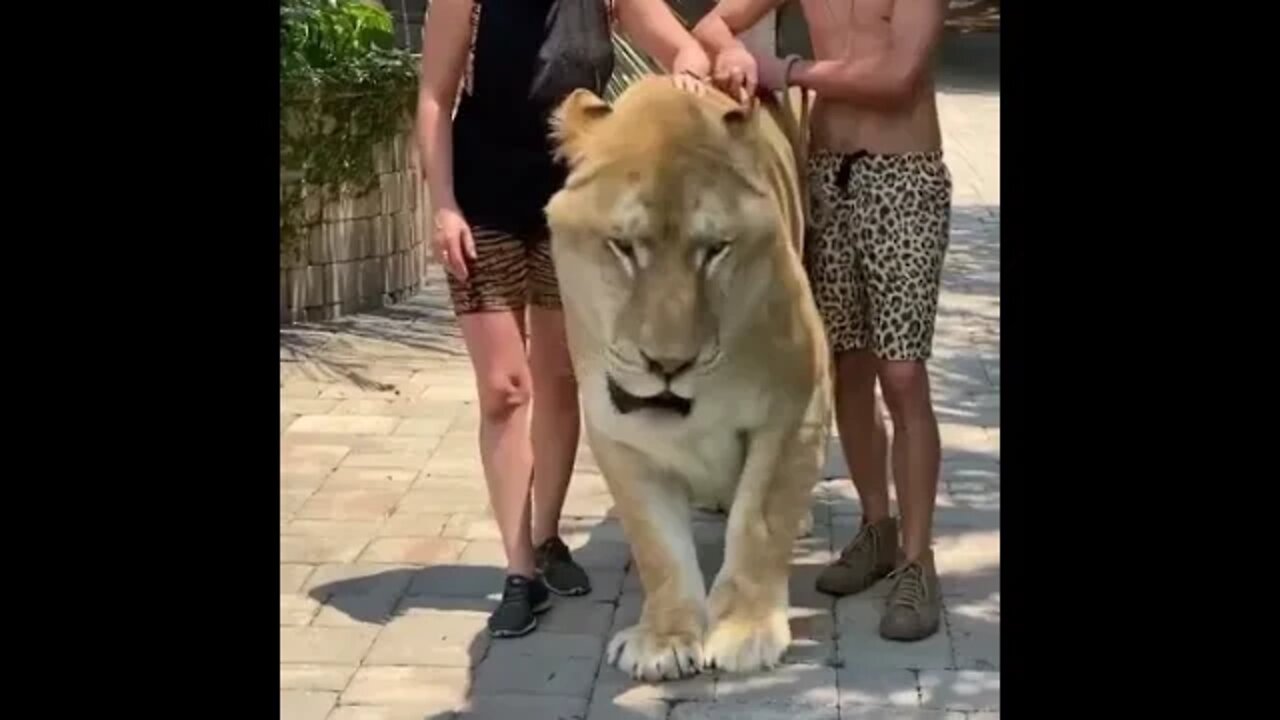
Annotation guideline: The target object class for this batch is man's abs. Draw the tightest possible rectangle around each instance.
[809,92,942,155]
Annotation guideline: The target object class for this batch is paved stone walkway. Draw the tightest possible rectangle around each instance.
[280,32,999,720]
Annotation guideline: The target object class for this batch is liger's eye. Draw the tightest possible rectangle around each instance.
[607,238,635,259]
[607,237,639,276]
[700,242,731,270]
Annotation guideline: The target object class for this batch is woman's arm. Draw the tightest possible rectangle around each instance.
[416,0,477,279]
[690,0,787,99]
[415,0,474,216]
[614,0,711,78]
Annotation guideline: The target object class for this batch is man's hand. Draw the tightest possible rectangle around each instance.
[711,45,758,103]
[785,0,945,107]
[432,206,476,282]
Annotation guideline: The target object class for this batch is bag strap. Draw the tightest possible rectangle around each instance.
[795,87,812,231]
[462,0,482,99]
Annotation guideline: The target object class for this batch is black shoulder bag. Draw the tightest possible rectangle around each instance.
[528,0,616,105]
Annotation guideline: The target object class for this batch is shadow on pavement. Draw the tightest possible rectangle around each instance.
[307,476,998,717]
[281,271,468,389]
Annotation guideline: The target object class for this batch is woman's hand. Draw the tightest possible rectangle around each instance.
[667,43,712,96]
[711,45,758,103]
[670,43,712,82]
[432,206,476,282]
[671,70,710,96]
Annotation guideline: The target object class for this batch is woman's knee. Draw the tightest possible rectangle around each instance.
[478,368,533,421]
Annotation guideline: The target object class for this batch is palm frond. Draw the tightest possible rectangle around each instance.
[604,1,696,101]
[606,33,664,101]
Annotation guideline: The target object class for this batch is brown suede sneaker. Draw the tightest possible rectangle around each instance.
[815,516,899,596]
[879,549,942,642]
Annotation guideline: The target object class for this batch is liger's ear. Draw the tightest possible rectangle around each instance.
[549,88,612,164]
[720,95,759,139]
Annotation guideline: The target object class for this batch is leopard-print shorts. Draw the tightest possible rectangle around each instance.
[804,149,952,361]
[446,224,562,314]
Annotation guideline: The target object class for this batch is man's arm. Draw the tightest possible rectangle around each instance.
[789,0,945,108]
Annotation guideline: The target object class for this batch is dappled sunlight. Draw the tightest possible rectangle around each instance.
[715,664,839,703]
[280,266,470,389]
[919,668,1001,711]
[950,592,1000,624]
[933,530,1000,570]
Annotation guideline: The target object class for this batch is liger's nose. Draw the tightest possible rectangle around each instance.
[640,351,696,380]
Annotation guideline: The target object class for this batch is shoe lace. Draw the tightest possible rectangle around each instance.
[501,578,530,605]
[835,524,879,566]
[887,563,927,610]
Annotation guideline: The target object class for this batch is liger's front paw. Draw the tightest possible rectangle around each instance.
[702,610,791,673]
[607,623,704,682]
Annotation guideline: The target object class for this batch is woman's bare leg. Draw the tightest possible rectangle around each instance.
[527,305,581,546]
[457,308,536,577]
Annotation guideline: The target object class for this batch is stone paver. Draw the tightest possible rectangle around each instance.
[279,27,998,720]
[471,652,599,698]
[458,693,590,720]
[341,665,471,707]
[364,611,491,667]
[281,664,360,693]
[918,670,1002,712]
[281,690,339,720]
[280,626,379,665]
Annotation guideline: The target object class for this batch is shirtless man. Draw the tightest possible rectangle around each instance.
[692,0,950,642]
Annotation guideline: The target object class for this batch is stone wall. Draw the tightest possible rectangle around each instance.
[280,133,430,324]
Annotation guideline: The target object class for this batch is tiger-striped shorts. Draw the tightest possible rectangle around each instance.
[446,224,562,314]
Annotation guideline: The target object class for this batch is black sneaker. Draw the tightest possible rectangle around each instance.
[534,536,592,596]
[487,574,551,639]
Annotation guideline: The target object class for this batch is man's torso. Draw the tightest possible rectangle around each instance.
[796,0,942,155]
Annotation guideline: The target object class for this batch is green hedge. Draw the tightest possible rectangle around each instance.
[280,0,419,249]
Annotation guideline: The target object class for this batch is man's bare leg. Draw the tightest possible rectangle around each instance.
[815,349,899,596]
[878,360,940,562]
[835,350,891,523]
[876,358,943,642]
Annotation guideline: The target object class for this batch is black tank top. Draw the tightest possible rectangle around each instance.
[452,0,609,232]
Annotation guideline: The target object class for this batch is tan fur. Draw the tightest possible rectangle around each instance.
[545,77,830,681]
